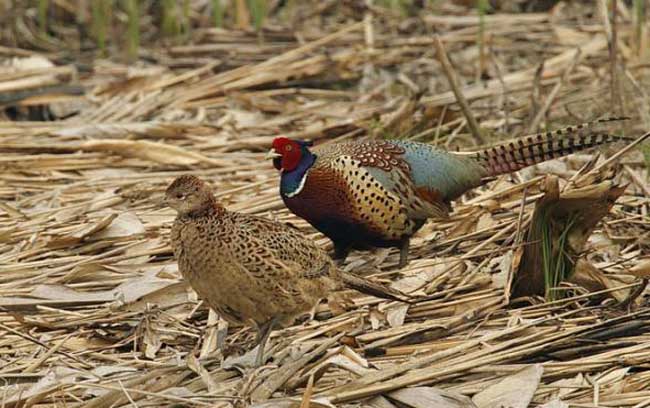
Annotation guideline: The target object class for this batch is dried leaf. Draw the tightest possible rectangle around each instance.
[51,122,185,139]
[568,260,633,303]
[9,55,55,70]
[79,139,214,165]
[476,211,495,231]
[539,400,569,408]
[92,212,145,239]
[47,214,117,248]
[385,304,409,328]
[143,320,162,359]
[187,354,219,393]
[488,252,512,289]
[249,398,336,408]
[387,387,477,408]
[326,347,371,376]
[2,268,182,311]
[31,284,113,303]
[367,396,399,408]
[4,367,79,407]
[472,364,543,408]
[546,373,586,400]
[628,260,650,278]
[122,281,190,312]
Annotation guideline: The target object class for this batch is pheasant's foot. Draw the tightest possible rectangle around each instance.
[332,242,352,265]
[253,316,282,367]
[398,239,410,268]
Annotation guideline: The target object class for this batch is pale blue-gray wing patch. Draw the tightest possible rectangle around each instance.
[392,140,485,201]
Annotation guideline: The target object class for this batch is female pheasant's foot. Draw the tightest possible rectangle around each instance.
[398,239,410,268]
[253,317,279,367]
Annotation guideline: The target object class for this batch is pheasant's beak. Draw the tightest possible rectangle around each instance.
[265,149,282,160]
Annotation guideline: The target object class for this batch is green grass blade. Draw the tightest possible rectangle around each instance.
[124,0,140,61]
[182,0,191,38]
[212,0,223,27]
[92,0,110,56]
[248,0,267,32]
[38,0,48,34]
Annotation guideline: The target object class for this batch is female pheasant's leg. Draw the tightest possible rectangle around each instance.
[398,238,410,268]
[254,317,279,367]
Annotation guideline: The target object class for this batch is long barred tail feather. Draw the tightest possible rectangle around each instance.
[474,117,632,177]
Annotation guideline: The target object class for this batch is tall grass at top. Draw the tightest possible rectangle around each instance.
[248,0,267,33]
[91,0,111,56]
[212,0,223,27]
[37,0,48,34]
[182,0,191,38]
[124,0,139,61]
[376,0,410,17]
[161,0,181,37]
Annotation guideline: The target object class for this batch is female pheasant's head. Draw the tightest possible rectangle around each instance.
[165,175,220,217]
[267,137,314,172]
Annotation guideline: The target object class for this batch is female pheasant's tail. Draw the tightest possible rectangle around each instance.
[341,271,413,303]
[473,117,632,177]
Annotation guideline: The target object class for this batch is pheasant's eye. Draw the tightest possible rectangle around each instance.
[285,145,293,151]
[176,193,186,200]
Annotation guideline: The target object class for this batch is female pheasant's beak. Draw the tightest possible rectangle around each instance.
[265,149,282,160]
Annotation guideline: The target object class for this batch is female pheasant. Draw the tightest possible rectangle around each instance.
[166,175,408,367]
[267,118,630,267]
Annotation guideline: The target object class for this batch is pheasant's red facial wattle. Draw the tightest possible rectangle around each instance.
[271,137,303,172]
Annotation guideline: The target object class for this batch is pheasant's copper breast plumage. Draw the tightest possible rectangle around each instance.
[270,118,631,267]
[166,175,407,366]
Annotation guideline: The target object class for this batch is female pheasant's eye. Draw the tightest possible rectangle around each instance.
[285,145,292,151]
[176,193,186,200]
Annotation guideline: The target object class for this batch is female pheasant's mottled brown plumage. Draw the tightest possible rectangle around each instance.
[269,117,631,267]
[166,175,407,366]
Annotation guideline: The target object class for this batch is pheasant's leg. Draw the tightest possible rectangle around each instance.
[332,242,351,265]
[398,238,410,268]
[254,317,278,367]
[306,303,318,322]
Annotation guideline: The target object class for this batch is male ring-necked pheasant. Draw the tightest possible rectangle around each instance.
[267,118,629,267]
[166,175,408,367]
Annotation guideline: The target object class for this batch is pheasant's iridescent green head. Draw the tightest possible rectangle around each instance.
[165,175,215,216]
[268,137,314,172]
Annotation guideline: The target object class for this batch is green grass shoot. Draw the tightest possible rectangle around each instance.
[161,0,180,37]
[37,0,48,34]
[124,0,140,61]
[212,0,223,28]
[376,0,410,16]
[91,0,110,56]
[248,0,267,33]
[280,0,294,23]
[182,0,191,38]
[542,211,578,301]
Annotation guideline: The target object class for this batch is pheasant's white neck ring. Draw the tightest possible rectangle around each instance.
[280,149,316,198]
[285,169,309,198]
